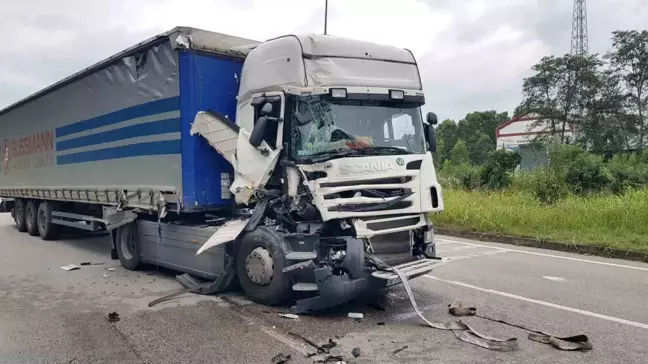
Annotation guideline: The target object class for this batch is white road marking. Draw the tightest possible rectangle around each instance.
[425,275,648,330]
[437,238,648,272]
[542,276,566,282]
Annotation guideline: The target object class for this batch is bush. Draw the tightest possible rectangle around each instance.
[479,149,521,190]
[607,154,648,193]
[440,161,481,190]
[513,167,569,204]
[548,144,612,194]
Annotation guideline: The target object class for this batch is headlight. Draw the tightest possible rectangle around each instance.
[424,228,434,244]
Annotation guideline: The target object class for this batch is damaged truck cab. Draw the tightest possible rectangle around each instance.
[195,34,446,311]
[0,27,447,313]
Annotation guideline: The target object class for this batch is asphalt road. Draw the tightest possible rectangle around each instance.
[1,212,647,363]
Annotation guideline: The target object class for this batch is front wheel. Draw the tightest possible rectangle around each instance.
[116,223,141,270]
[236,226,292,306]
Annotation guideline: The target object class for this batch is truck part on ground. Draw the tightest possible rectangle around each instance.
[0,27,447,311]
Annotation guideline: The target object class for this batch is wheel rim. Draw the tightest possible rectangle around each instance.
[120,227,137,260]
[15,203,23,224]
[38,209,47,232]
[245,247,274,285]
[26,206,34,228]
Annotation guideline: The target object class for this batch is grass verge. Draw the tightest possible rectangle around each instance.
[432,188,648,254]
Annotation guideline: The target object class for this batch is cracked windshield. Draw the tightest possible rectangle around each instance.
[290,96,426,158]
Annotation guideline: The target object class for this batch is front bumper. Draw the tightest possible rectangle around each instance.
[291,256,451,313]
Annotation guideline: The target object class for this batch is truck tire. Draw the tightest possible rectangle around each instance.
[25,200,40,236]
[37,201,60,240]
[236,226,291,306]
[116,223,141,270]
[14,199,27,233]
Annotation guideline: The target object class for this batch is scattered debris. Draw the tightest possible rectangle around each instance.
[106,268,116,272]
[321,339,337,351]
[107,312,120,323]
[288,332,328,354]
[271,352,292,364]
[393,345,408,355]
[315,355,345,363]
[80,262,92,266]
[528,332,592,351]
[103,273,110,278]
[377,322,385,326]
[278,313,299,320]
[351,347,361,358]
[449,299,477,316]
[60,264,80,271]
[348,312,363,320]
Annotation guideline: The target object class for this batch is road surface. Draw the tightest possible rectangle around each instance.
[0,213,647,363]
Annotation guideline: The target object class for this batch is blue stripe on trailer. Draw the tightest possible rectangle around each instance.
[55,96,180,138]
[56,139,181,165]
[56,117,181,151]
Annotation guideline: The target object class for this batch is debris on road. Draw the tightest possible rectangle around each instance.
[393,345,408,355]
[376,322,385,326]
[320,339,337,351]
[288,332,330,354]
[315,355,345,363]
[347,312,363,321]
[60,264,80,271]
[80,262,92,266]
[448,299,477,316]
[106,268,116,272]
[351,347,361,357]
[278,313,299,319]
[271,352,292,364]
[107,312,120,323]
[528,332,592,351]
[102,273,110,278]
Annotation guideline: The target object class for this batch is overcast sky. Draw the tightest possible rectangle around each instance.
[1,0,647,121]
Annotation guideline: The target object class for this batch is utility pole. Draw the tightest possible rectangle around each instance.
[570,0,588,57]
[324,0,328,35]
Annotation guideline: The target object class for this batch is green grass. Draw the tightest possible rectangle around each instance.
[432,188,648,253]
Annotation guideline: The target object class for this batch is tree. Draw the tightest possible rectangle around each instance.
[469,132,494,165]
[607,30,648,150]
[519,54,602,143]
[450,139,469,165]
[435,119,458,166]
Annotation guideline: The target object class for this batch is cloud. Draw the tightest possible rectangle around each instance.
[1,0,647,121]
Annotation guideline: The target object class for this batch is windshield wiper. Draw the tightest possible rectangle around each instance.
[301,148,361,163]
[353,146,412,155]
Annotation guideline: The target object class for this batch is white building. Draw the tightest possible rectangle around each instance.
[496,113,574,170]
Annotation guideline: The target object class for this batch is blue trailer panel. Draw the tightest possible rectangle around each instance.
[0,27,254,212]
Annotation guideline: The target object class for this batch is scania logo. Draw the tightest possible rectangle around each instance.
[339,161,396,175]
[323,162,333,170]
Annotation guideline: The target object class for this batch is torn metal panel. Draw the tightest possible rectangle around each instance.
[229,129,281,205]
[196,218,250,255]
[191,111,240,165]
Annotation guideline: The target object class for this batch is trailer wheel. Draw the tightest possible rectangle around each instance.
[37,201,60,240]
[236,226,291,306]
[14,199,27,233]
[116,223,141,270]
[25,200,40,236]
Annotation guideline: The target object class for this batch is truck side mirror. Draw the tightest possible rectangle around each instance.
[249,116,268,148]
[426,112,438,126]
[424,112,438,153]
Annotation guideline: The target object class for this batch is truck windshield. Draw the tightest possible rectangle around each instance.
[289,96,426,161]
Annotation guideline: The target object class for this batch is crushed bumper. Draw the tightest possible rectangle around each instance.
[291,256,451,314]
